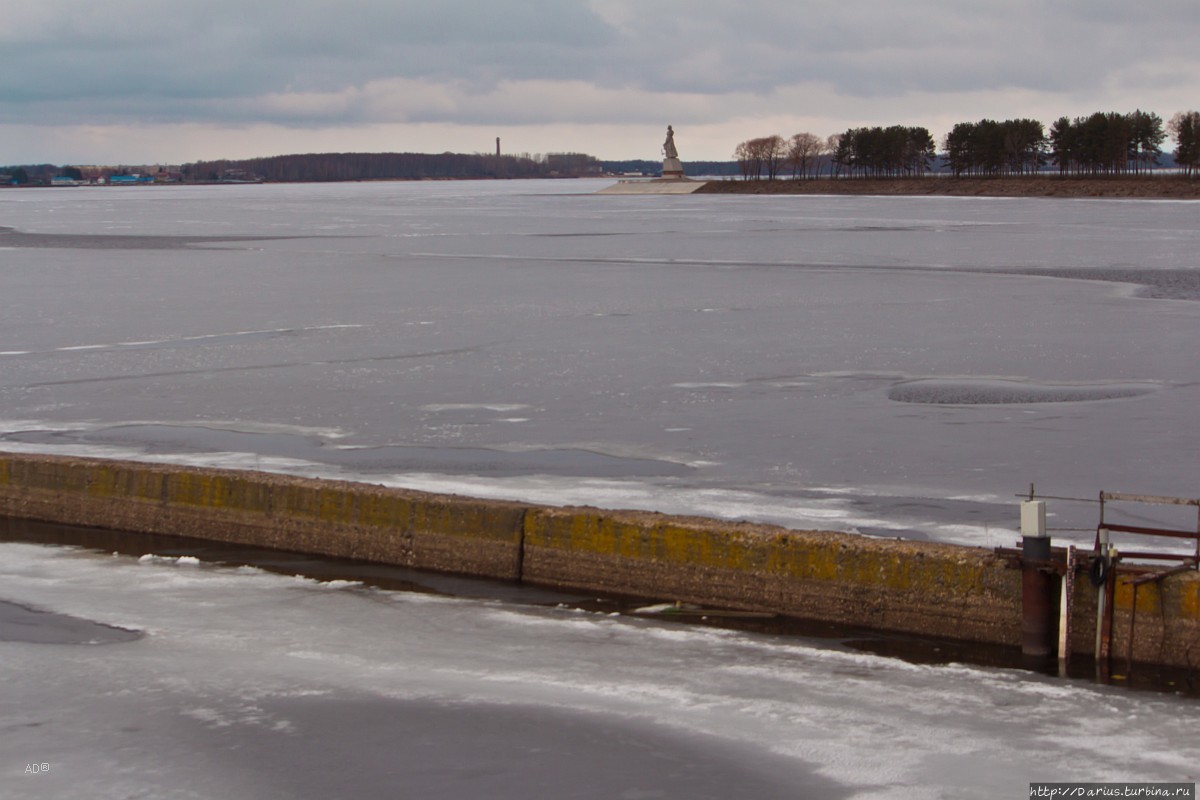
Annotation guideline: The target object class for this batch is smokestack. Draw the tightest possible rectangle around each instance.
[496,137,501,157]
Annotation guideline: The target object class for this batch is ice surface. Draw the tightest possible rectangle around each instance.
[1,541,1196,799]
[2,181,1199,545]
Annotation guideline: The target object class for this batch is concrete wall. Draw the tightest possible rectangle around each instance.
[1,452,1197,669]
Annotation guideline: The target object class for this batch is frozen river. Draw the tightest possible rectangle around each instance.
[3,181,1199,797]
[2,179,1199,544]
[2,527,1198,799]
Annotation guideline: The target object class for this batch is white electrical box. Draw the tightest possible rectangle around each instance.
[1020,500,1047,537]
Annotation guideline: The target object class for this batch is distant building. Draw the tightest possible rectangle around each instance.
[108,174,154,185]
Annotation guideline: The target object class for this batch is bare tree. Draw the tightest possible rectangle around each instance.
[734,140,757,180]
[787,132,822,179]
[759,135,786,180]
[733,136,785,180]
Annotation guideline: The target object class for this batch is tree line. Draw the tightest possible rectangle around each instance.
[182,151,601,182]
[733,134,832,180]
[1048,111,1165,175]
[6,110,1197,185]
[734,128,935,180]
[943,118,1045,176]
[734,108,1199,180]
[832,127,936,178]
[1,151,606,186]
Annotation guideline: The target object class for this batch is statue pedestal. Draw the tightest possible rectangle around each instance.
[661,157,684,179]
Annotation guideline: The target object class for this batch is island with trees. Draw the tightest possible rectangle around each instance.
[708,108,1199,197]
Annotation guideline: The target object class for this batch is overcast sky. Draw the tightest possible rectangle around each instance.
[3,0,1198,165]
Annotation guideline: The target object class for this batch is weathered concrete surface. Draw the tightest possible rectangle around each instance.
[522,506,1020,646]
[1064,561,1200,671]
[1,452,1197,668]
[0,454,526,579]
[596,179,707,195]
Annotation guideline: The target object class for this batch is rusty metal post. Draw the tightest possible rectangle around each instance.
[1020,500,1055,659]
[1099,546,1118,670]
[1058,545,1076,675]
[1126,582,1139,674]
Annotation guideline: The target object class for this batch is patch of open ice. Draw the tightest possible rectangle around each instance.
[291,577,364,591]
[633,603,678,614]
[672,382,745,389]
[0,325,363,359]
[137,554,200,566]
[0,416,350,441]
[421,403,531,413]
[374,472,876,532]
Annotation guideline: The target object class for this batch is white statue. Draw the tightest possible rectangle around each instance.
[663,126,679,160]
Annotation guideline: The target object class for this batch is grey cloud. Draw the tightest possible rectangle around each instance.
[1,0,615,106]
[600,1,1200,97]
[1,0,1198,129]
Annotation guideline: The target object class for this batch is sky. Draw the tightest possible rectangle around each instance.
[3,0,1198,165]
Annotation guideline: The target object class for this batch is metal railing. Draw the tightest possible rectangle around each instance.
[1009,486,1199,675]
[1096,491,1200,568]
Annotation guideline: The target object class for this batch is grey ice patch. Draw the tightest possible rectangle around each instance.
[0,226,320,251]
[1,423,693,478]
[888,378,1160,405]
[993,267,1200,302]
[0,600,142,645]
[181,694,846,800]
[0,326,362,359]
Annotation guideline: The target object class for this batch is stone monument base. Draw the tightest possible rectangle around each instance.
[596,179,706,195]
[661,157,684,179]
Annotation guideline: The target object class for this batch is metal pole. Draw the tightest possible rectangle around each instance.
[1094,528,1109,663]
[1126,582,1138,675]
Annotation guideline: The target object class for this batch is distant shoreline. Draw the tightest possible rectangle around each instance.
[694,175,1200,199]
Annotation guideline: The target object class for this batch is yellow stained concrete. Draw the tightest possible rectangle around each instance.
[0,451,1196,668]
